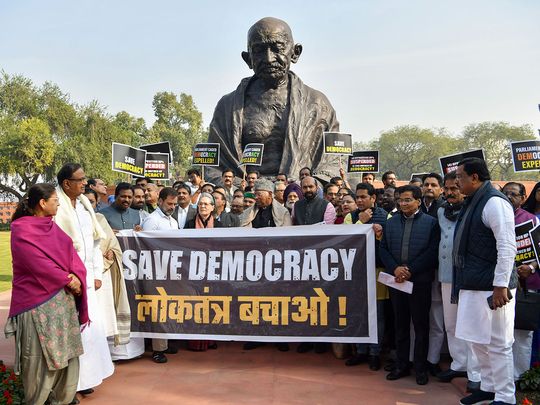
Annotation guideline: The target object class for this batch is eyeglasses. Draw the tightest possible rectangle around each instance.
[503,191,522,198]
[68,177,87,182]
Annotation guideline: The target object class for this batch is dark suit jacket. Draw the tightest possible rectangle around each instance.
[172,205,197,227]
[216,212,240,228]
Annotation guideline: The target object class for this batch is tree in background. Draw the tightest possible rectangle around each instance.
[0,72,207,200]
[460,121,536,181]
[370,125,460,180]
[150,92,207,178]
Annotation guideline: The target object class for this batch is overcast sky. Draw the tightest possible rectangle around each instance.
[1,0,539,143]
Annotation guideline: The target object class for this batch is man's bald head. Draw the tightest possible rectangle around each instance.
[247,17,294,47]
[301,176,317,187]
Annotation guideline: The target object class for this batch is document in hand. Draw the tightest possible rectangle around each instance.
[377,271,413,294]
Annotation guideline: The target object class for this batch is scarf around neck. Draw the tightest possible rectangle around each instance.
[443,200,464,221]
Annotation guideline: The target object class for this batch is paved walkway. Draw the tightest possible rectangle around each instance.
[0,290,465,404]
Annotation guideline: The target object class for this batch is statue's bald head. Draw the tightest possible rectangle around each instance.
[247,17,294,48]
[242,17,303,85]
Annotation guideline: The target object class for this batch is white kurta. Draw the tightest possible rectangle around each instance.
[74,201,115,391]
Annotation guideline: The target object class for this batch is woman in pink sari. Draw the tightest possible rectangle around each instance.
[5,183,88,405]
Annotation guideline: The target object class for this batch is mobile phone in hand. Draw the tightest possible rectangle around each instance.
[487,290,513,310]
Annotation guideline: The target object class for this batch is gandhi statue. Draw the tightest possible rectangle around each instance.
[207,17,339,181]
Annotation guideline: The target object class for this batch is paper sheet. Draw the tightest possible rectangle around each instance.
[377,271,413,294]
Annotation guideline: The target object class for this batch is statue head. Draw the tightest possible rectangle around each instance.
[242,17,303,86]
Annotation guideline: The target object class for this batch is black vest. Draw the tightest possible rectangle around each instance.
[293,197,329,225]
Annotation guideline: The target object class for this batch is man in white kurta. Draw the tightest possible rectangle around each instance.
[55,164,114,395]
[454,159,517,405]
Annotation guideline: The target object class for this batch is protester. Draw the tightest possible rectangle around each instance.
[329,176,343,188]
[220,168,237,203]
[245,170,259,191]
[243,192,256,209]
[274,180,287,205]
[230,196,244,216]
[293,177,336,353]
[323,183,339,207]
[299,167,312,181]
[382,171,397,189]
[99,183,140,231]
[380,185,439,385]
[410,177,423,188]
[213,190,240,227]
[55,163,114,399]
[502,182,540,381]
[454,158,517,405]
[343,183,388,370]
[339,190,357,219]
[276,173,288,184]
[292,177,336,226]
[239,179,291,352]
[134,177,151,190]
[522,182,540,218]
[201,183,215,194]
[88,178,108,210]
[362,173,375,185]
[144,183,159,214]
[142,187,180,362]
[435,172,481,392]
[233,189,245,199]
[283,182,303,213]
[131,184,149,224]
[419,173,445,376]
[187,168,204,201]
[84,188,131,356]
[6,183,88,405]
[380,187,396,213]
[172,182,196,229]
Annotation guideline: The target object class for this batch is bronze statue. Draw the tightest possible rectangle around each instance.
[207,17,339,181]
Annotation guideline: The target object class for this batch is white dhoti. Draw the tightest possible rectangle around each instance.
[513,329,533,380]
[96,269,118,338]
[456,289,516,404]
[109,337,145,361]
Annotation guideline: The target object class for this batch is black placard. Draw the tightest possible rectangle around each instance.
[240,143,264,166]
[510,140,540,172]
[141,141,173,163]
[323,132,353,155]
[410,173,430,181]
[144,153,170,180]
[439,149,485,175]
[112,143,147,177]
[515,220,536,265]
[193,143,220,166]
[347,151,379,173]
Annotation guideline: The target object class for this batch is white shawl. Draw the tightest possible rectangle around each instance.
[55,185,106,251]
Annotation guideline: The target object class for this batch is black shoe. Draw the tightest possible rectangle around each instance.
[345,354,367,366]
[368,355,381,371]
[78,388,94,395]
[296,342,314,353]
[466,380,481,393]
[243,342,266,350]
[386,368,411,381]
[416,371,429,385]
[489,401,513,405]
[276,343,289,352]
[69,399,80,405]
[437,368,468,382]
[164,346,178,354]
[152,351,167,363]
[459,390,495,405]
[384,362,395,372]
[314,343,327,354]
[427,362,442,376]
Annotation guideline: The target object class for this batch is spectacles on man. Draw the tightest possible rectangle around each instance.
[503,191,522,198]
[397,198,416,204]
[68,177,87,182]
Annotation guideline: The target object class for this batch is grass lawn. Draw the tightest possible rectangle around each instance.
[0,231,11,292]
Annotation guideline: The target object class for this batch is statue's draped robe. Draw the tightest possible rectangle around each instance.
[207,72,339,181]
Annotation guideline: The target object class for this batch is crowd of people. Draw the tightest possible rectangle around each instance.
[6,159,540,405]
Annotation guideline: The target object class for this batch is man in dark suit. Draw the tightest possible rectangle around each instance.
[212,190,239,227]
[172,182,196,229]
[380,185,439,386]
